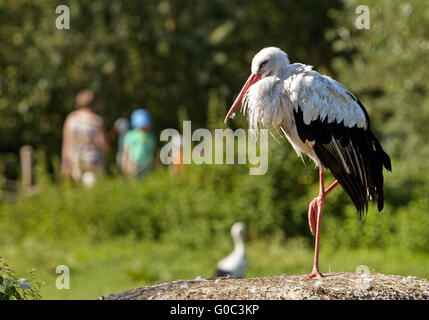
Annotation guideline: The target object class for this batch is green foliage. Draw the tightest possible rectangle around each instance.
[323,180,429,252]
[329,0,429,203]
[394,181,429,251]
[0,162,279,248]
[0,258,42,300]
[207,89,225,130]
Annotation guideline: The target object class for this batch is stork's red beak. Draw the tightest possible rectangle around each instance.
[224,73,261,123]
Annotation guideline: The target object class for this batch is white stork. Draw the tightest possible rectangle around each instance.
[215,222,247,278]
[224,47,391,279]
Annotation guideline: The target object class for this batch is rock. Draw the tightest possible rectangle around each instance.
[100,272,429,300]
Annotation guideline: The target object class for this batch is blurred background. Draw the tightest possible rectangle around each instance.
[0,0,428,299]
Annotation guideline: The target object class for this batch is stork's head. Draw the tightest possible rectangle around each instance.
[224,47,289,123]
[251,47,290,78]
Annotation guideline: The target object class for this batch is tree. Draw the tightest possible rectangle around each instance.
[329,0,429,205]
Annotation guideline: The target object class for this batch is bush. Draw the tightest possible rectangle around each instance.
[0,163,279,248]
[0,258,42,300]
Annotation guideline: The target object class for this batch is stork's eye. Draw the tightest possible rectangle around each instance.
[259,60,268,69]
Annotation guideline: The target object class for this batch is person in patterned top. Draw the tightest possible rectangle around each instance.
[61,89,109,183]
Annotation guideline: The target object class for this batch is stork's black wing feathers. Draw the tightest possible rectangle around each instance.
[293,105,391,220]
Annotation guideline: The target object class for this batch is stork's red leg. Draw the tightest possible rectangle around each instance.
[307,179,338,235]
[307,199,318,235]
[304,167,338,279]
[325,180,339,195]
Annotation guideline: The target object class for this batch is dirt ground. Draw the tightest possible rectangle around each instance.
[101,272,429,300]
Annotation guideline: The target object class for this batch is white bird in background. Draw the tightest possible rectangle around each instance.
[224,47,391,279]
[215,222,247,279]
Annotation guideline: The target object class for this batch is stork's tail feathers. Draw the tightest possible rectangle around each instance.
[368,131,392,212]
[314,128,391,220]
[293,106,392,220]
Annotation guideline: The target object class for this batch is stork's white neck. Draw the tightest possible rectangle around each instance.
[232,232,245,254]
[272,66,289,80]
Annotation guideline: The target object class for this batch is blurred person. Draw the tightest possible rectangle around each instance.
[122,109,156,177]
[169,133,184,175]
[108,117,130,169]
[61,89,109,183]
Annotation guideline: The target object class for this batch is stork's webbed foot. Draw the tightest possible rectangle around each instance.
[302,271,324,279]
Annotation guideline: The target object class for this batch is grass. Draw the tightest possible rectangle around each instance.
[1,235,429,299]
